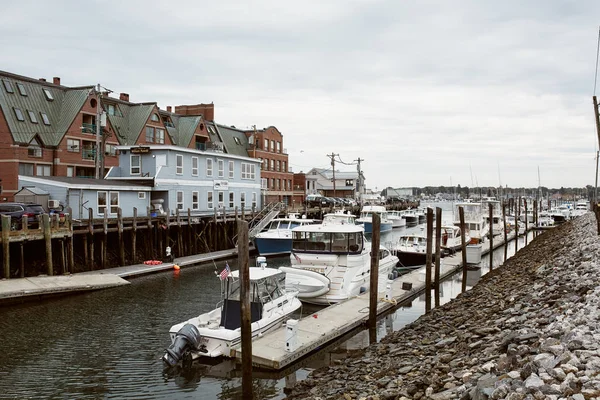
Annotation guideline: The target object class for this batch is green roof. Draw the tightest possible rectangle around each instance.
[164,113,201,147]
[104,101,154,145]
[214,124,249,157]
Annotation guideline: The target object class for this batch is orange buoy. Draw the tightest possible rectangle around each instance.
[173,264,180,270]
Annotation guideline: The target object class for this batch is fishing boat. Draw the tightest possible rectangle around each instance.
[355,205,393,233]
[281,222,398,305]
[453,202,489,244]
[400,209,419,227]
[393,234,431,269]
[162,258,301,365]
[254,213,319,256]
[387,210,407,228]
[440,225,470,252]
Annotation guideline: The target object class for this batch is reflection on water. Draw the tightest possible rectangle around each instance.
[0,201,538,399]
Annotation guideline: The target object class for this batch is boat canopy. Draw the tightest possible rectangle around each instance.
[292,230,364,254]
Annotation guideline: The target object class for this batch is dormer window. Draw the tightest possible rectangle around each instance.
[43,88,54,101]
[16,83,27,96]
[40,112,50,125]
[13,107,24,121]
[27,110,38,124]
[151,113,159,122]
[28,138,42,158]
[233,137,241,145]
[108,104,115,116]
[2,80,14,93]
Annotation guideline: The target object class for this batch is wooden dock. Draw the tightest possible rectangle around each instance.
[232,231,522,370]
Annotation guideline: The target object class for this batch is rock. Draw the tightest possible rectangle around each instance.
[524,374,544,390]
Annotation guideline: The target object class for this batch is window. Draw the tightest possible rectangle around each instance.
[270,160,274,171]
[2,80,14,93]
[218,191,224,209]
[145,126,155,142]
[176,154,183,175]
[28,138,42,157]
[263,159,268,170]
[192,191,199,210]
[110,192,119,214]
[270,140,275,151]
[283,161,287,172]
[67,139,80,152]
[43,88,54,101]
[36,165,51,176]
[229,192,234,208]
[345,179,354,186]
[241,163,255,179]
[105,144,117,156]
[207,191,213,209]
[138,192,146,199]
[277,160,281,171]
[277,179,281,189]
[156,128,165,144]
[67,166,74,177]
[13,107,24,121]
[151,113,159,122]
[108,104,115,116]
[241,192,246,209]
[16,83,26,96]
[26,110,38,123]
[18,163,34,176]
[233,136,241,145]
[176,191,184,210]
[277,142,281,153]
[228,161,234,179]
[264,139,268,149]
[206,158,213,177]
[40,112,50,125]
[131,155,141,175]
[191,156,198,176]
[252,192,257,208]
[98,191,107,215]
[218,159,224,178]
[270,178,275,189]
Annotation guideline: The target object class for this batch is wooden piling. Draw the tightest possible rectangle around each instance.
[434,207,442,308]
[147,207,153,259]
[515,198,519,255]
[459,206,467,293]
[187,209,192,256]
[524,200,528,245]
[488,203,493,271]
[368,213,380,343]
[132,208,137,264]
[118,208,125,266]
[502,201,508,262]
[88,208,94,270]
[102,211,108,269]
[2,215,10,279]
[60,239,66,275]
[176,209,183,257]
[67,214,74,273]
[425,208,433,313]
[43,214,53,276]
[237,219,252,399]
[19,242,24,278]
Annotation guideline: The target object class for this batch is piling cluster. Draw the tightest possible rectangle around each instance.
[287,213,600,399]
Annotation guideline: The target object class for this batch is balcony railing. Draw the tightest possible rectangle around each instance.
[82,123,97,134]
[82,148,96,160]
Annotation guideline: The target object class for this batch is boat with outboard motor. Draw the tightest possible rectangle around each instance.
[355,205,393,233]
[281,219,398,305]
[254,213,319,256]
[162,258,301,366]
[453,201,489,244]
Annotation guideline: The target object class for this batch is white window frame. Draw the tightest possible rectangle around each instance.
[241,162,255,180]
[130,155,141,175]
[110,192,119,214]
[241,192,246,209]
[192,191,199,210]
[229,192,234,208]
[138,192,146,199]
[228,160,234,179]
[252,192,257,209]
[36,164,51,176]
[264,138,268,149]
[67,139,80,153]
[191,156,198,176]
[176,154,183,175]
[66,166,74,177]
[156,128,165,144]
[206,158,213,177]
[218,191,224,209]
[176,190,184,210]
[207,191,214,209]
[218,159,224,178]
[97,191,107,216]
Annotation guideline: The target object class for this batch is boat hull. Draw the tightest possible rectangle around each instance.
[254,237,292,256]
[403,216,418,227]
[360,221,393,233]
[396,250,428,268]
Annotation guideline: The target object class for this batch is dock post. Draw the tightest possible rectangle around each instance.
[425,208,433,313]
[213,208,218,251]
[165,208,171,254]
[502,201,508,262]
[102,211,108,269]
[176,208,183,258]
[368,213,380,344]
[488,203,494,271]
[19,242,25,278]
[187,209,192,257]
[67,213,74,273]
[43,214,53,276]
[2,215,10,279]
[132,208,137,264]
[237,219,253,399]
[118,208,125,266]
[60,239,66,275]
[514,198,519,255]
[524,200,528,245]
[434,207,442,308]
[147,207,153,260]
[88,208,94,270]
[459,207,467,293]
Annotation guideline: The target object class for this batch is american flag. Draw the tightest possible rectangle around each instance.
[292,252,301,264]
[219,263,231,280]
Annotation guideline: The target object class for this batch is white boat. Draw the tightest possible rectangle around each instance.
[481,198,504,236]
[162,259,301,365]
[393,234,431,269]
[453,202,489,244]
[440,225,470,252]
[356,205,393,233]
[387,210,407,228]
[400,209,419,227]
[571,201,589,218]
[549,205,570,223]
[282,223,398,305]
[254,213,319,256]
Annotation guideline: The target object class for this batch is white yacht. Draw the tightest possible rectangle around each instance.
[571,201,589,218]
[356,205,393,233]
[162,259,301,365]
[254,213,319,256]
[453,202,489,244]
[481,198,504,236]
[440,225,470,252]
[281,222,398,305]
[387,210,407,228]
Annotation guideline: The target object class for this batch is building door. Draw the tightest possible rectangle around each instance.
[156,154,167,175]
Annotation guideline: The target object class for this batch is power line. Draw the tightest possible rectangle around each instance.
[595,25,600,96]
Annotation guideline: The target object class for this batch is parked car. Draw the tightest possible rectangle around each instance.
[306,194,323,208]
[320,197,336,207]
[0,203,45,230]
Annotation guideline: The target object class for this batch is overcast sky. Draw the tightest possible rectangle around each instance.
[3,0,600,190]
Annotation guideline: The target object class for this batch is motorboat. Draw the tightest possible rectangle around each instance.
[571,201,589,218]
[393,234,431,269]
[440,225,470,252]
[355,205,393,233]
[281,223,398,305]
[387,210,407,228]
[400,209,419,227]
[162,258,301,365]
[254,213,319,256]
[481,199,504,236]
[322,209,357,225]
[549,205,570,224]
[453,202,489,244]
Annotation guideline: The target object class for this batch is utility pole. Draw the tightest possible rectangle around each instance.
[355,157,364,203]
[95,84,101,179]
[327,152,339,197]
[593,96,600,204]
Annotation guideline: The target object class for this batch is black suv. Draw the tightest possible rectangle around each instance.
[0,203,45,230]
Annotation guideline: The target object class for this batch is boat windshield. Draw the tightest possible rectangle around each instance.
[292,231,363,254]
[226,272,286,303]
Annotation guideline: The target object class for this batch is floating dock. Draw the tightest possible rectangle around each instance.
[233,231,523,370]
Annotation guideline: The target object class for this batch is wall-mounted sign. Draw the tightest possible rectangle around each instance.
[214,180,229,190]
[131,146,151,154]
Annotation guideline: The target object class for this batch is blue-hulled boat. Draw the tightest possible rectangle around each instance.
[254,214,319,256]
[355,205,393,233]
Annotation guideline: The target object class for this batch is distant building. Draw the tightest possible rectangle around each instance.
[304,168,361,199]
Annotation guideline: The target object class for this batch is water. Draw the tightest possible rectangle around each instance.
[0,202,537,399]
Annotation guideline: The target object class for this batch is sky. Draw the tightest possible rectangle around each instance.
[2,0,600,190]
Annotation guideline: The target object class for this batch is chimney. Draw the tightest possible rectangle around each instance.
[119,93,129,102]
[39,78,46,82]
[53,77,61,85]
[167,106,172,112]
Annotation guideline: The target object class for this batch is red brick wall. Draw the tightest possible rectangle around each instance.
[175,104,214,121]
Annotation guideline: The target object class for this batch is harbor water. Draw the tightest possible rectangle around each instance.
[0,202,537,399]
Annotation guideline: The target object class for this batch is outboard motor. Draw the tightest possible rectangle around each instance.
[162,324,202,367]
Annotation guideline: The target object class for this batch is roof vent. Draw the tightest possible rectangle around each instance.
[39,78,46,82]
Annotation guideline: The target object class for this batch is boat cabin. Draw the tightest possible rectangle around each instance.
[219,268,287,330]
[291,225,364,254]
[322,211,356,226]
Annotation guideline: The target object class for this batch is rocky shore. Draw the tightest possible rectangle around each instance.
[287,213,600,400]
